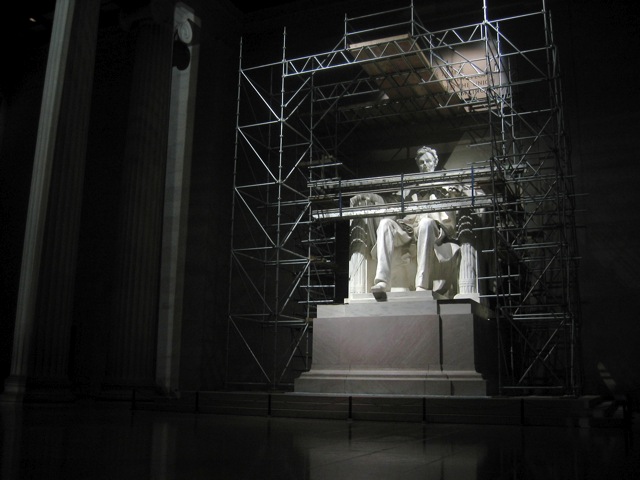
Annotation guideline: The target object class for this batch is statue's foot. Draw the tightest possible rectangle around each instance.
[371,281,388,301]
[371,281,388,293]
[415,286,435,299]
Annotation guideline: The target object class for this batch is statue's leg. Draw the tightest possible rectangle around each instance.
[415,217,439,290]
[372,218,397,290]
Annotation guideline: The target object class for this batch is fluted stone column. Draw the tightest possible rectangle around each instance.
[103,0,175,395]
[156,3,200,395]
[3,0,101,402]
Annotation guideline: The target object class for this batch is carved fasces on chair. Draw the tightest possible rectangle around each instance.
[455,208,479,298]
[348,194,381,297]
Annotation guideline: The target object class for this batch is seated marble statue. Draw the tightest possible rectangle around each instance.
[348,146,479,300]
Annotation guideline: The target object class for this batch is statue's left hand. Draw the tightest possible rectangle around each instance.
[446,185,466,198]
[435,224,447,246]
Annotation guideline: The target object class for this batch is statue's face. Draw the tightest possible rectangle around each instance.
[416,149,438,173]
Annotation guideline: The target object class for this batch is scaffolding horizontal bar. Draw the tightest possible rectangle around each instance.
[312,195,495,221]
[308,166,495,193]
[478,293,522,298]
[500,385,567,391]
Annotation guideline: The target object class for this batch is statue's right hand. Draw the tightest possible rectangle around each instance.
[351,194,367,206]
[351,193,384,206]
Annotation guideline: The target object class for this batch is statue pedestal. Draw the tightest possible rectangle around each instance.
[294,292,496,396]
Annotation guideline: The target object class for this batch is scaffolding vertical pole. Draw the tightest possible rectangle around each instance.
[306,72,314,322]
[271,27,289,388]
[484,0,504,393]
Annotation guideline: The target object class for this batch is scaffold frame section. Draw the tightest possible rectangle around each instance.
[226,0,580,394]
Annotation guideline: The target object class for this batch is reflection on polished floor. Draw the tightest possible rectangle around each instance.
[1,402,638,480]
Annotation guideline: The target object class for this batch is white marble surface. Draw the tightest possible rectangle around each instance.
[296,297,495,396]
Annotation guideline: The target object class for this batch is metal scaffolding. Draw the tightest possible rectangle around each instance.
[227,1,581,394]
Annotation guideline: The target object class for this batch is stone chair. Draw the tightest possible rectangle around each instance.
[347,208,481,301]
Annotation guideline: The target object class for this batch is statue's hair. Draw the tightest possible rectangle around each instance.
[416,146,438,160]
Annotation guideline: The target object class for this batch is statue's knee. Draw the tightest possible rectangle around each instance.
[417,217,437,235]
[377,218,395,233]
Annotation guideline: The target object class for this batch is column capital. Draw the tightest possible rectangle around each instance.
[119,0,175,31]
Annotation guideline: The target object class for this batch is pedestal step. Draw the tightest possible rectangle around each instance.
[296,296,497,397]
[295,369,489,396]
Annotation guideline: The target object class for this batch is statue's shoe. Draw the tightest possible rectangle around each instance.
[371,281,388,301]
[371,281,388,293]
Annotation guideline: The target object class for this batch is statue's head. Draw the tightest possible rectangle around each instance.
[415,146,438,173]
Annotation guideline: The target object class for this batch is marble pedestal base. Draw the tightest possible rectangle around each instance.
[294,292,496,396]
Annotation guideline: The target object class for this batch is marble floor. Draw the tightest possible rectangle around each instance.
[1,402,638,480]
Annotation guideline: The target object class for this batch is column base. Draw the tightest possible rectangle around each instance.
[100,381,158,401]
[2,375,75,403]
[454,292,480,302]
